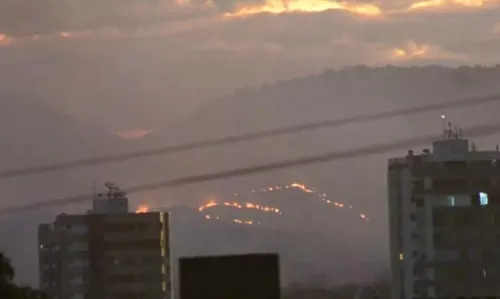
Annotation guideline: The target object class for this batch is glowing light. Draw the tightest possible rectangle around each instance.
[136,205,150,213]
[223,0,382,18]
[198,182,370,224]
[59,32,71,38]
[233,218,255,225]
[199,200,281,214]
[198,200,218,211]
[390,42,430,60]
[290,183,314,193]
[408,0,491,9]
[0,33,13,46]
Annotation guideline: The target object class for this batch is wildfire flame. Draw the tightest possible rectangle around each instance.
[199,182,370,225]
[233,219,255,225]
[135,205,151,213]
[199,200,281,214]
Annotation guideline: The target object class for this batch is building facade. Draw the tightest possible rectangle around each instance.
[38,183,171,299]
[387,127,500,299]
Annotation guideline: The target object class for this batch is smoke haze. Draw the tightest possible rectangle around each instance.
[1,0,500,289]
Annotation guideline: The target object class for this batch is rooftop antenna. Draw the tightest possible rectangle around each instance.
[441,114,446,140]
[92,180,97,199]
[471,142,477,152]
[446,121,453,140]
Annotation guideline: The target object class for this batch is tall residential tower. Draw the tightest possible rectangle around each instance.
[388,124,500,299]
[38,182,171,299]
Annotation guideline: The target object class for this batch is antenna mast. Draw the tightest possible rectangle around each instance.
[92,180,97,199]
[441,114,447,140]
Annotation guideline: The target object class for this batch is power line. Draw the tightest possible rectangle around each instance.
[2,121,500,216]
[0,93,499,180]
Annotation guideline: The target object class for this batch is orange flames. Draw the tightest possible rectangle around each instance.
[198,200,281,214]
[233,218,254,225]
[198,182,370,225]
[135,205,151,213]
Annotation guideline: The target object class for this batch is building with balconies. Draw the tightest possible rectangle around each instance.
[387,124,500,299]
[38,183,171,299]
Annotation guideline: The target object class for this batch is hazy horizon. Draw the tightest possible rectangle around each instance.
[1,0,500,289]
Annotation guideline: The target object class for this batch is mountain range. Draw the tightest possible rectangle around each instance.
[2,65,500,287]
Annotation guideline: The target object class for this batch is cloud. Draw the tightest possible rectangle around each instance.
[1,0,499,40]
[199,39,283,53]
[388,41,467,62]
[221,0,383,18]
[0,0,500,119]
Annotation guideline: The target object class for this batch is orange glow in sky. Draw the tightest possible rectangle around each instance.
[135,205,150,213]
[224,0,382,18]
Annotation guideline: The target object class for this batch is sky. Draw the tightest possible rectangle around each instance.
[1,0,500,130]
[1,0,500,287]
[1,0,499,62]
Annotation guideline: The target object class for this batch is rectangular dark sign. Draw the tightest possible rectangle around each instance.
[179,253,280,299]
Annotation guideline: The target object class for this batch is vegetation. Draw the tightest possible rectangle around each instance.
[0,252,46,299]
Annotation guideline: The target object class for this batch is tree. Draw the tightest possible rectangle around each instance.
[0,252,47,299]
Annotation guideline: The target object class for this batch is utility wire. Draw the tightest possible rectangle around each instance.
[0,93,499,180]
[2,121,500,215]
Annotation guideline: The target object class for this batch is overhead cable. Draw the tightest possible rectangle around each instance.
[0,93,499,180]
[2,121,500,215]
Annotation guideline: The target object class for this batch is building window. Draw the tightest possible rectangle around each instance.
[432,212,447,226]
[410,213,417,221]
[433,232,443,246]
[443,160,467,171]
[143,257,155,266]
[412,180,424,190]
[399,253,404,260]
[480,192,489,206]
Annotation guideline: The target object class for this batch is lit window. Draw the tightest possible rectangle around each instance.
[447,195,455,206]
[399,253,404,260]
[479,192,488,206]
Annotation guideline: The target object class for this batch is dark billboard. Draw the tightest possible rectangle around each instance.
[179,253,280,299]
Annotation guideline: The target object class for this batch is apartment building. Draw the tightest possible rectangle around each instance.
[38,182,171,299]
[387,125,500,299]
